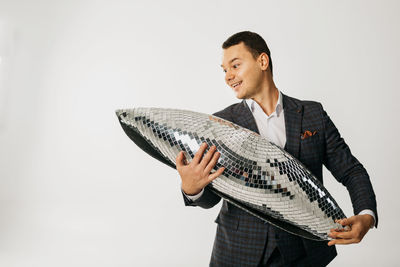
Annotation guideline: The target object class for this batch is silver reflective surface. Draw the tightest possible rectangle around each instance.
[116,108,346,241]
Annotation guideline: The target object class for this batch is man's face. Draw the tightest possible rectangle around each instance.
[221,42,264,99]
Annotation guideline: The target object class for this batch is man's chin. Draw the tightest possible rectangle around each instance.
[235,93,247,100]
[233,90,244,99]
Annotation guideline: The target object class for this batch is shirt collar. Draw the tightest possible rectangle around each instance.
[245,90,283,116]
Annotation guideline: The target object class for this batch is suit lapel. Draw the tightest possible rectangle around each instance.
[232,95,303,159]
[234,100,260,134]
[282,93,303,159]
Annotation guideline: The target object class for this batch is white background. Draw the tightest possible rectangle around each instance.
[0,0,399,266]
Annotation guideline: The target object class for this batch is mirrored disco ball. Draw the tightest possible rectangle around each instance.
[116,107,346,241]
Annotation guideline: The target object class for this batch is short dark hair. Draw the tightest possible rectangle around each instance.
[222,31,273,76]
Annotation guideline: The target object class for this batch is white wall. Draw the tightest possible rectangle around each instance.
[0,0,399,266]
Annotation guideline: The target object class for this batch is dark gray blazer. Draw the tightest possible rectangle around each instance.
[183,93,378,267]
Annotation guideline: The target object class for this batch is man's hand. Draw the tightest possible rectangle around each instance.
[327,214,374,246]
[176,143,225,196]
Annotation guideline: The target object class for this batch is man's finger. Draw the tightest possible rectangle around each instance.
[192,143,208,164]
[340,216,356,226]
[176,151,185,168]
[207,167,225,183]
[199,145,216,168]
[328,238,358,246]
[329,229,356,240]
[329,227,345,233]
[204,151,221,174]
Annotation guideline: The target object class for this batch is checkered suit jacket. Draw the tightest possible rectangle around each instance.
[182,93,378,267]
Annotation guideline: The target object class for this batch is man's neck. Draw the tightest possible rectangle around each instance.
[251,79,279,116]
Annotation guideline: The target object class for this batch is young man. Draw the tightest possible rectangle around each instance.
[176,31,377,266]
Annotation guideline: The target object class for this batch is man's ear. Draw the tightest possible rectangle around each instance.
[259,53,269,71]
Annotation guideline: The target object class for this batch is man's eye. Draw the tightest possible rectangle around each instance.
[233,64,239,68]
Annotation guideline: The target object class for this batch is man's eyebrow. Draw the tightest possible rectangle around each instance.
[220,57,240,68]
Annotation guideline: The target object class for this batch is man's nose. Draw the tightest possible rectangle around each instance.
[225,70,234,83]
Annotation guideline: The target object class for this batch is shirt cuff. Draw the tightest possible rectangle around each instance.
[358,209,376,228]
[182,188,204,201]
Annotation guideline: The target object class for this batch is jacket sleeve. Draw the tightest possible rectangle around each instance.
[181,187,221,209]
[319,103,378,226]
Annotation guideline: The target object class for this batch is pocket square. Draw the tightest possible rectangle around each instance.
[301,130,317,140]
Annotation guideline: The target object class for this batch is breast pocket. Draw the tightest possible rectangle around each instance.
[300,133,323,168]
[301,132,321,149]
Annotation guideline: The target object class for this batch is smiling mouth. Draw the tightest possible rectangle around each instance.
[231,81,242,89]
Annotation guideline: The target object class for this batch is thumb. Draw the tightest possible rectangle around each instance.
[341,216,356,226]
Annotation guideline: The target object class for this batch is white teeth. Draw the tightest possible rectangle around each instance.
[232,81,242,88]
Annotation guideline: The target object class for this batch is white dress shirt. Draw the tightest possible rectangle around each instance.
[183,91,375,227]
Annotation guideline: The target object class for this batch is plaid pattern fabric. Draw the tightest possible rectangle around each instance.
[182,93,378,267]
